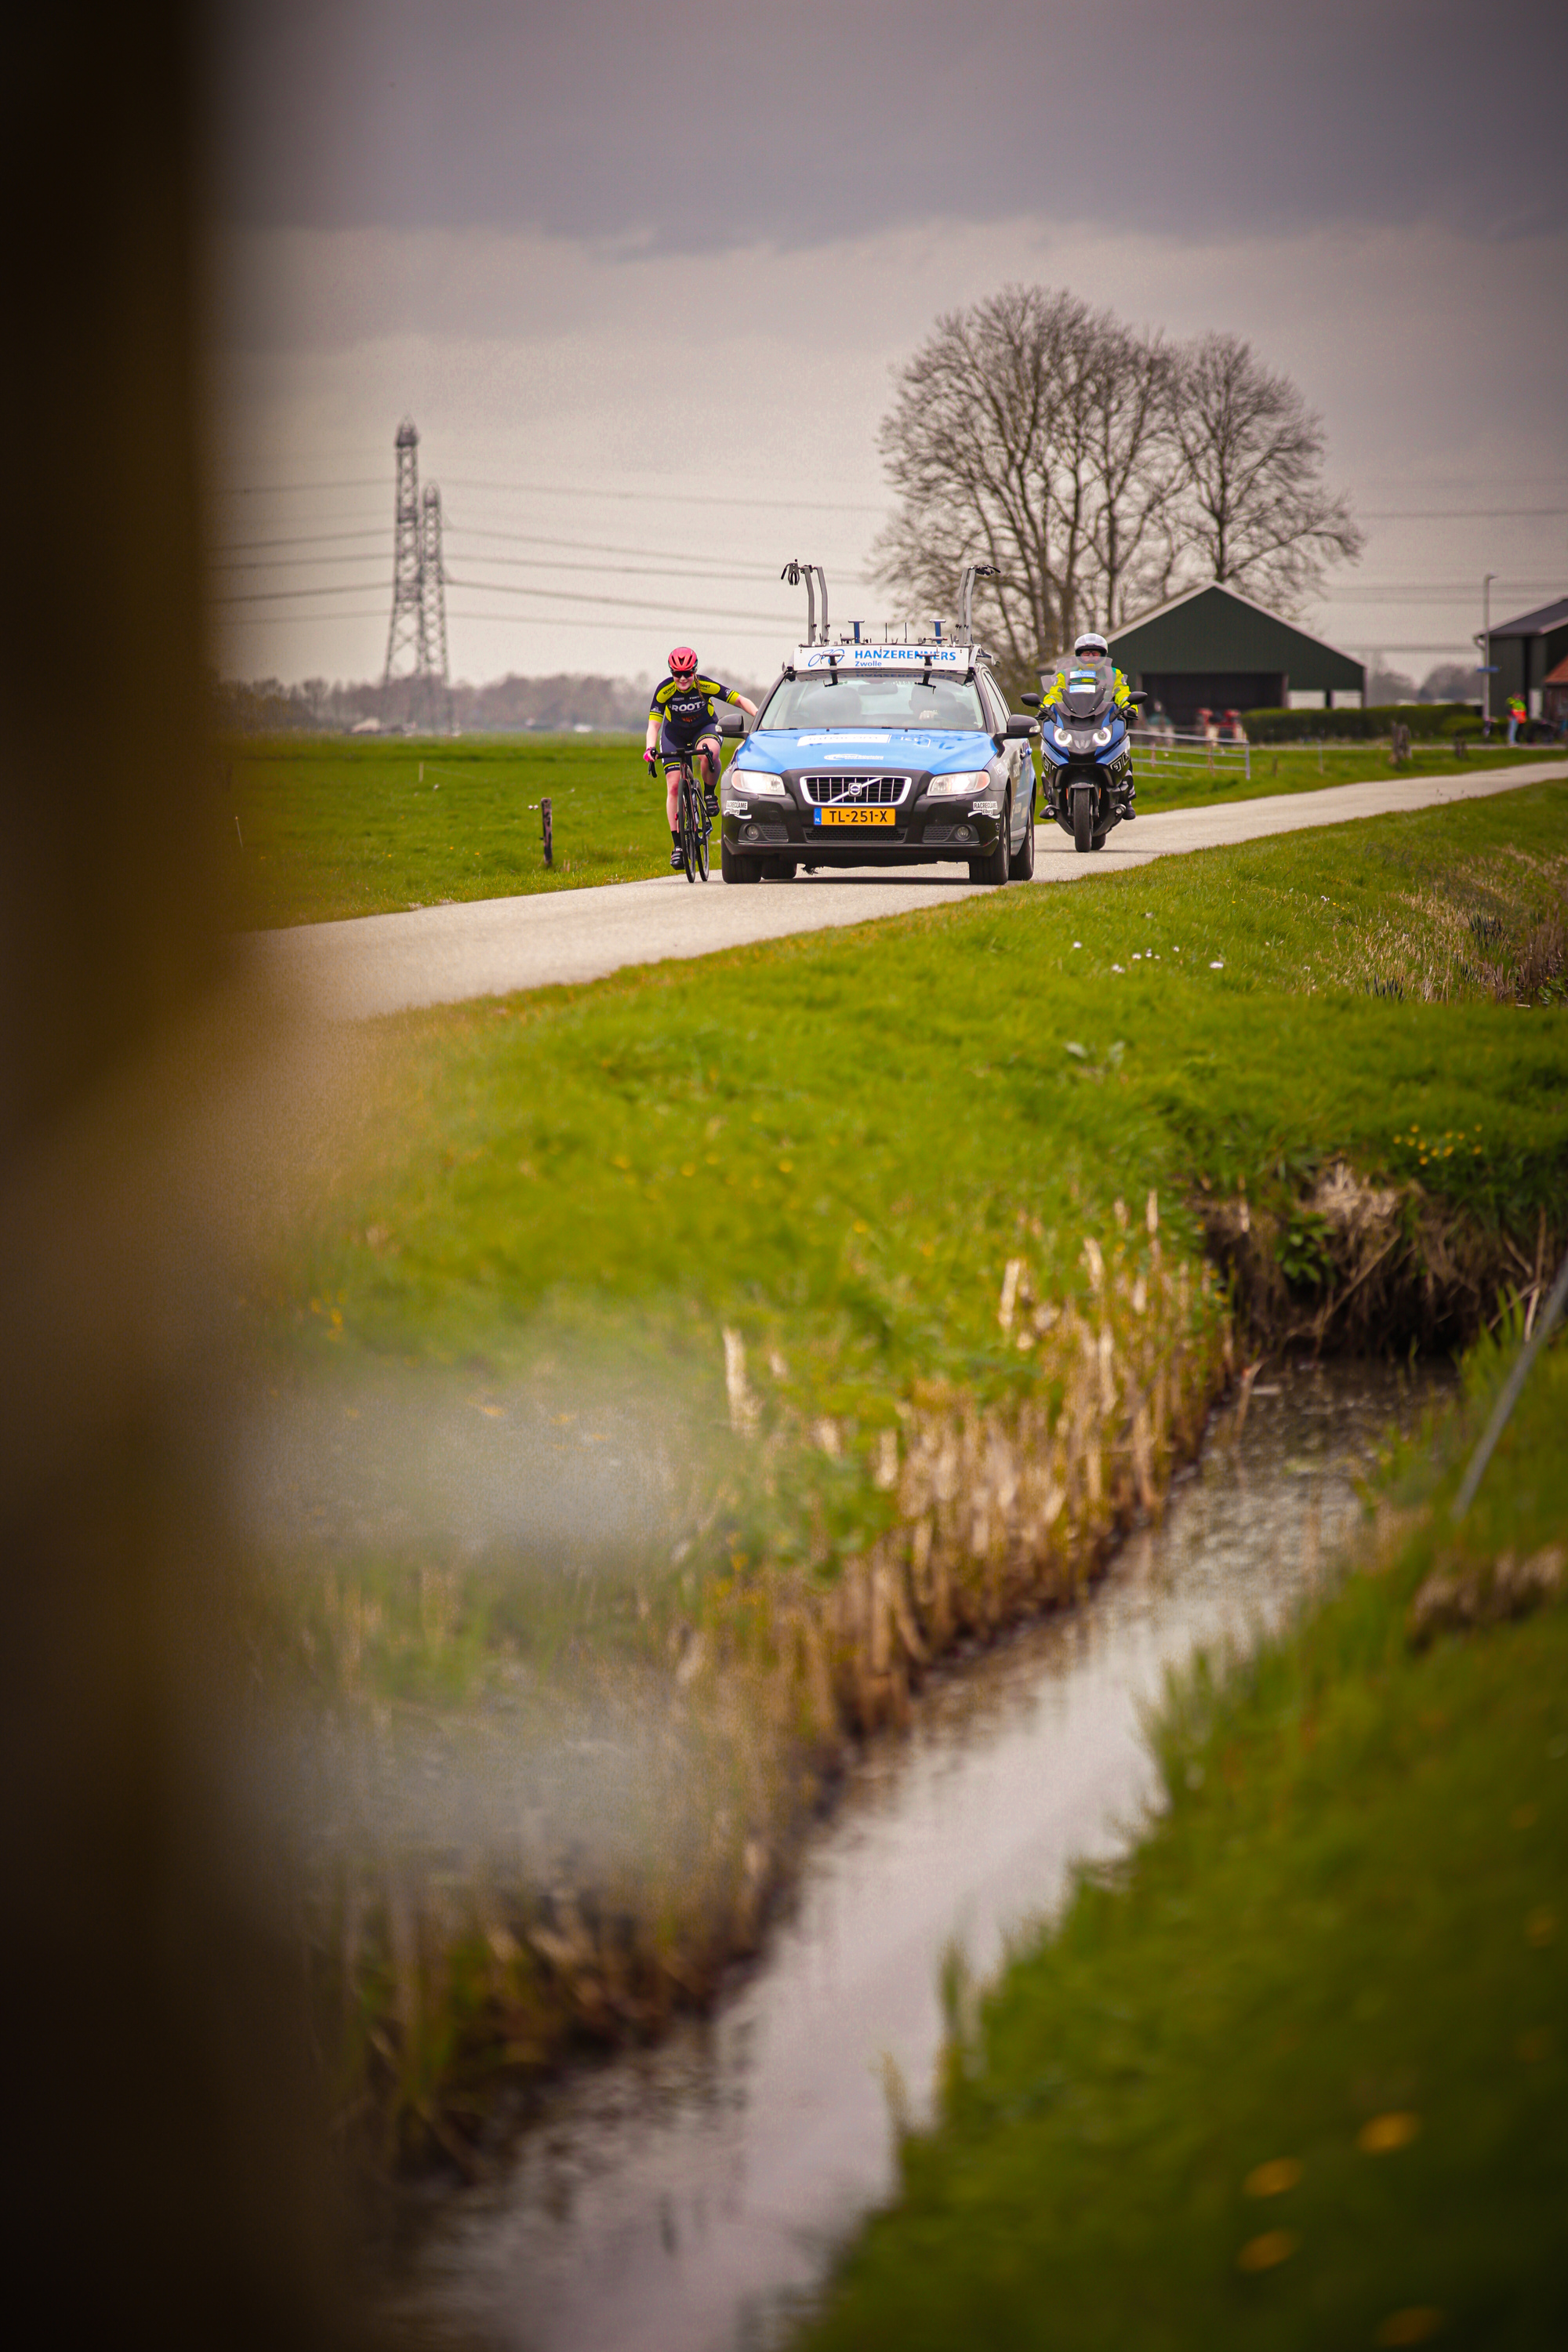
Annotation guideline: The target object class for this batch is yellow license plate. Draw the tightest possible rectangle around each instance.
[816,807,895,826]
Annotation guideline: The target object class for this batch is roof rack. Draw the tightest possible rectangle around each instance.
[779,557,1001,662]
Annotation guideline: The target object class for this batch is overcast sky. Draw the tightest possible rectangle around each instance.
[208,0,1568,691]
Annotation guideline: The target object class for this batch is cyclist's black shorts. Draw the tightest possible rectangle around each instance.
[659,719,720,760]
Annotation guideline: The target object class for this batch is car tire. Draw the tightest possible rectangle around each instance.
[720,840,760,885]
[969,796,1011,885]
[761,855,797,881]
[1010,788,1036,880]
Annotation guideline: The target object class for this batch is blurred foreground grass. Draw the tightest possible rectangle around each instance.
[797,1333,1568,2352]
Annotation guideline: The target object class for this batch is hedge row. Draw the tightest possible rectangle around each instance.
[1239,702,1479,745]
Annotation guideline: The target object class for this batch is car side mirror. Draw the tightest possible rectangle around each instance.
[1005,712,1037,738]
[1020,692,1041,710]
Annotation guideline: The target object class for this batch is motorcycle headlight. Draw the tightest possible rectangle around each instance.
[925,770,989,798]
[731,771,786,799]
[1093,725,1113,749]
[1053,724,1072,747]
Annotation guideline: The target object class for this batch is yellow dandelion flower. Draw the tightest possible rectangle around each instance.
[1237,2230,1298,2272]
[1244,2158,1303,2198]
[1359,2111,1420,2154]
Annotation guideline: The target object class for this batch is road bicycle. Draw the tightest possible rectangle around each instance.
[661,740,714,883]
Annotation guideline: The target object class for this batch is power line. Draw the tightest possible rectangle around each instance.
[223,610,798,650]
[443,576,807,626]
[209,526,388,557]
[211,578,390,605]
[209,517,873,576]
[1359,506,1567,521]
[443,474,887,516]
[212,477,391,496]
[212,551,393,576]
[451,546,876,592]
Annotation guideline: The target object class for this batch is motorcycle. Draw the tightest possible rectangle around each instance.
[1022,662,1143,853]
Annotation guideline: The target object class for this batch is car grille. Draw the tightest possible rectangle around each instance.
[801,774,911,805]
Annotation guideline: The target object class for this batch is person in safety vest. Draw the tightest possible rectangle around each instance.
[1041,633,1137,817]
[1042,632,1134,717]
[644,648,759,868]
[1506,694,1526,746]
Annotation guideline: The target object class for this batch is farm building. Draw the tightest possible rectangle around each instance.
[1486,597,1568,720]
[1105,583,1365,728]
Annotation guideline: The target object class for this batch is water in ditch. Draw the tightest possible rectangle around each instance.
[398,1359,1443,2352]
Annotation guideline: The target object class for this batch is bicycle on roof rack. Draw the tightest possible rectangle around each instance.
[661,739,713,883]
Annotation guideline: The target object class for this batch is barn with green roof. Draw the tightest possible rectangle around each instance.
[1106,583,1365,729]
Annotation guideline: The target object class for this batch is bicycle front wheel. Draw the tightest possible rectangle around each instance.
[694,790,710,881]
[680,771,699,882]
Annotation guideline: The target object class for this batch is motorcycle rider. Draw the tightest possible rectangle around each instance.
[1041,632,1138,820]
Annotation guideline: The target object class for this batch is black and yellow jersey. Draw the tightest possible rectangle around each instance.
[649,673,741,735]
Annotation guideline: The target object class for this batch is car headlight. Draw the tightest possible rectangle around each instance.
[925,770,989,798]
[1093,725,1113,748]
[730,771,786,799]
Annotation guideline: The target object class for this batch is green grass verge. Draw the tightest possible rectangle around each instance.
[1138,739,1562,816]
[795,1338,1568,2352]
[278,782,1568,1411]
[230,735,661,927]
[230,735,1564,929]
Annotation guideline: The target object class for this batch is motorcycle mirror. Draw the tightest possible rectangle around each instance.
[1020,692,1041,710]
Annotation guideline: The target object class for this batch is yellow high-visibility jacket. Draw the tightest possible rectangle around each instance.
[1044,661,1134,714]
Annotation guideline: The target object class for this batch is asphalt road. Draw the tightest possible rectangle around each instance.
[247,762,1562,1021]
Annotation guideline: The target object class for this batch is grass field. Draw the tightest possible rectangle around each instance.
[229,735,664,926]
[255,782,1568,2159]
[228,734,1565,929]
[277,782,1568,1392]
[797,1339,1568,2352]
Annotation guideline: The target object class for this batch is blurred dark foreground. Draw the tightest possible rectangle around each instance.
[1,10,379,2342]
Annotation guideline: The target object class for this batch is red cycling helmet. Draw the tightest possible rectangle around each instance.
[668,645,699,677]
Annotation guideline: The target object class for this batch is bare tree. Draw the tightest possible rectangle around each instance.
[1081,321,1185,628]
[877,289,1189,682]
[1169,333,1363,611]
[876,292,1362,677]
[873,285,1091,686]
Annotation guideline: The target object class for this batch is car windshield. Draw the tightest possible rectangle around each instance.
[757,673,990,731]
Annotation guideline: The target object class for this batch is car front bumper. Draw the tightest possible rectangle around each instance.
[721,775,1007,864]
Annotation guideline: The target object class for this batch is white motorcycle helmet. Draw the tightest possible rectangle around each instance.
[1073,633,1110,660]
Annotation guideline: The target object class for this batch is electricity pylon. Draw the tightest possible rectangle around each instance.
[381,418,451,729]
[419,483,452,731]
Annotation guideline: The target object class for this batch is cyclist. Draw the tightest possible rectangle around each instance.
[644,648,759,869]
[1042,631,1137,820]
